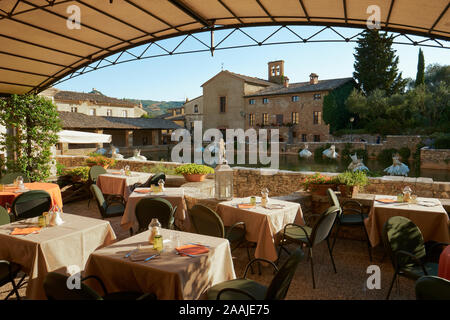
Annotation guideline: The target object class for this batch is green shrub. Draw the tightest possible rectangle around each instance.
[141,164,180,176]
[433,133,450,149]
[175,163,214,175]
[65,166,90,182]
[398,147,411,161]
[56,163,66,176]
[336,171,369,187]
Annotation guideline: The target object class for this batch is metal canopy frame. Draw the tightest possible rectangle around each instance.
[0,0,448,95]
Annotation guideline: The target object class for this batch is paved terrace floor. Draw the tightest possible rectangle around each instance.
[1,199,416,300]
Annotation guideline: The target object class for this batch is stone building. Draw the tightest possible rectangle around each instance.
[201,60,354,142]
[40,87,147,118]
[184,95,203,133]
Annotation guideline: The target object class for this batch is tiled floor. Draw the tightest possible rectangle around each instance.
[0,199,416,300]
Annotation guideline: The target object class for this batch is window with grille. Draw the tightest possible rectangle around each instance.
[262,98,269,104]
[313,93,321,100]
[313,111,322,125]
[292,112,299,124]
[249,113,255,126]
[262,113,269,125]
[292,96,299,102]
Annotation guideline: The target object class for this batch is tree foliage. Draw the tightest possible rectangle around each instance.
[0,94,61,181]
[353,30,407,95]
[415,48,425,87]
[323,81,356,132]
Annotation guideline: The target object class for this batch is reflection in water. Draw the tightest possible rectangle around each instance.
[140,150,450,182]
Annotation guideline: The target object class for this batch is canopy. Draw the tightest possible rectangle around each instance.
[0,0,448,95]
[57,130,111,144]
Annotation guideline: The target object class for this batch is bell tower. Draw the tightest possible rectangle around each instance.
[268,60,285,84]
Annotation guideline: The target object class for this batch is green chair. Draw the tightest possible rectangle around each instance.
[43,272,157,300]
[327,188,372,261]
[277,205,340,289]
[87,166,107,207]
[189,204,252,268]
[415,275,450,300]
[134,197,175,233]
[90,184,125,220]
[382,216,448,300]
[0,206,25,300]
[11,190,52,221]
[207,248,305,300]
[0,172,29,185]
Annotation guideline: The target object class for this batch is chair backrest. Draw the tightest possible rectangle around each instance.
[43,272,102,300]
[148,172,166,187]
[327,188,342,216]
[89,166,106,183]
[415,275,450,300]
[265,248,305,300]
[135,197,174,232]
[90,184,107,218]
[382,216,426,270]
[0,206,10,225]
[310,205,340,246]
[11,190,52,220]
[0,172,30,184]
[188,204,225,238]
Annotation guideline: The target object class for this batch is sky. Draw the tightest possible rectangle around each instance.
[54,26,450,102]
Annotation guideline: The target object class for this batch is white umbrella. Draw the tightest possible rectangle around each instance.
[57,130,112,144]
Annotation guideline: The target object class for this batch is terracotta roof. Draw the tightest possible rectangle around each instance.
[59,112,181,130]
[245,77,354,97]
[54,90,137,108]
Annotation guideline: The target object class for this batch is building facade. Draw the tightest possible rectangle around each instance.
[184,95,203,133]
[40,87,147,118]
[201,61,354,143]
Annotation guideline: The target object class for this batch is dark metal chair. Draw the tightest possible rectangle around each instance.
[11,190,52,221]
[87,166,107,207]
[415,275,450,300]
[130,172,166,192]
[189,204,253,268]
[277,205,340,289]
[382,216,448,299]
[0,172,30,185]
[134,197,175,234]
[0,206,26,300]
[327,188,372,261]
[43,272,157,300]
[207,248,305,300]
[90,184,125,219]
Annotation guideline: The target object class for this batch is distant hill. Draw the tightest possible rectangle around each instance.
[125,99,184,117]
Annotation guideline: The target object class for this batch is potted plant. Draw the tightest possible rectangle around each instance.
[301,173,338,196]
[175,163,214,182]
[85,155,116,168]
[336,170,369,198]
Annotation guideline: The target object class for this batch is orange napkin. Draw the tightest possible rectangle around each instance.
[111,172,122,174]
[238,203,256,209]
[11,227,42,235]
[376,198,397,204]
[135,189,151,194]
[176,244,209,256]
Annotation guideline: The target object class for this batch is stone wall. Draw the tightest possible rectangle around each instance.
[233,167,450,199]
[420,147,450,170]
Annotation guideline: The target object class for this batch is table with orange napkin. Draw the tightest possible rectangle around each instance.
[175,244,209,256]
[11,227,42,235]
[0,182,63,209]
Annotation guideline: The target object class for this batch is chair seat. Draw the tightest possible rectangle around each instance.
[283,225,312,245]
[0,261,21,286]
[225,226,246,243]
[401,262,439,279]
[207,279,267,300]
[105,203,125,217]
[339,213,368,225]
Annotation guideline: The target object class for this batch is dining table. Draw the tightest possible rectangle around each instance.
[0,182,63,209]
[121,187,189,232]
[364,195,450,247]
[84,228,236,300]
[96,170,152,201]
[0,213,116,300]
[216,196,304,262]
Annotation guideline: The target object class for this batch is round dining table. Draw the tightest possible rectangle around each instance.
[0,182,63,209]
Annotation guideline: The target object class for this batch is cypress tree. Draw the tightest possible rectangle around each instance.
[353,30,407,95]
[415,48,425,87]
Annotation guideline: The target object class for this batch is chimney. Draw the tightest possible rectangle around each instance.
[309,73,319,85]
[268,60,285,84]
[283,76,289,88]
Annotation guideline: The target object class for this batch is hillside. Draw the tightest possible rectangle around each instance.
[125,99,184,117]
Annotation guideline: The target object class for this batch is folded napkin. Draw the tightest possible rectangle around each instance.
[238,203,256,209]
[111,172,122,175]
[11,227,41,235]
[135,189,151,194]
[176,244,209,256]
[376,198,397,204]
